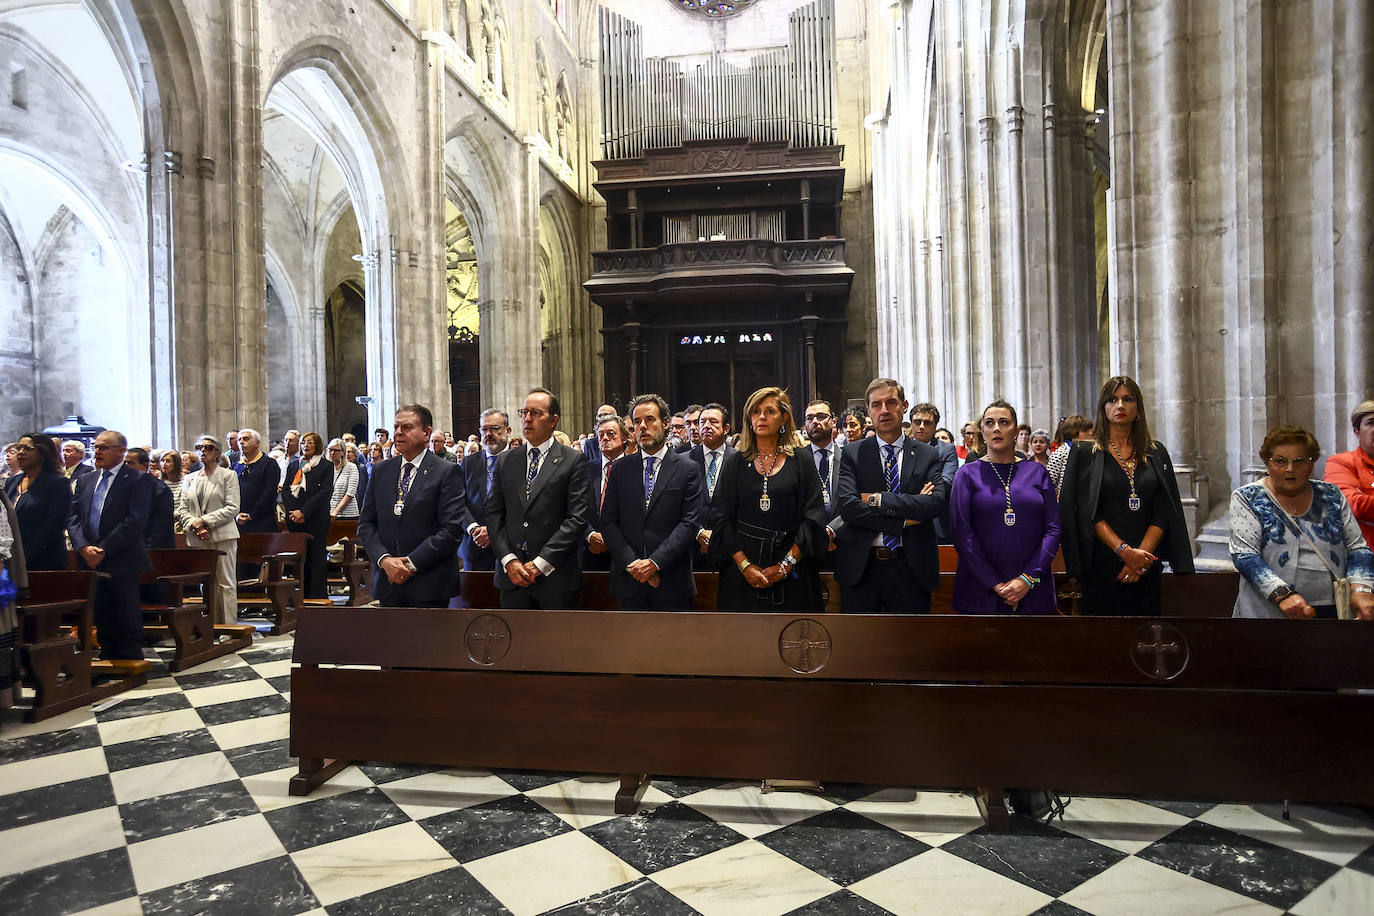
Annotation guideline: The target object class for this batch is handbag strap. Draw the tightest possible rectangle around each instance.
[1261,481,1344,582]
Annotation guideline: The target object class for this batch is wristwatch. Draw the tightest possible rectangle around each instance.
[1268,584,1294,604]
[865,493,881,507]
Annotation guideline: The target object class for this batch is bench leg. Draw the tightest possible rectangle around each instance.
[22,642,94,722]
[976,787,1011,833]
[290,757,352,796]
[615,773,651,815]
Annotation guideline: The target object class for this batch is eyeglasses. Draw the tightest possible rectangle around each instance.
[803,413,833,422]
[517,408,549,419]
[480,425,505,434]
[1267,456,1314,468]
[194,444,217,451]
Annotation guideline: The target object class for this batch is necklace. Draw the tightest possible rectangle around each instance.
[756,450,778,512]
[1109,439,1141,511]
[986,457,1017,526]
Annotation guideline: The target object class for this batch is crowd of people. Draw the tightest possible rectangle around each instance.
[1,380,1371,694]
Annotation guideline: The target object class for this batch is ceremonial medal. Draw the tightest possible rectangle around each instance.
[393,500,405,516]
[1110,440,1141,511]
[1128,496,1141,512]
[1003,510,1016,527]
[757,450,777,514]
[989,459,1017,527]
[760,494,771,512]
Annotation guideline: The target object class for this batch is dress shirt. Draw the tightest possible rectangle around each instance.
[871,434,909,547]
[501,436,556,577]
[811,438,840,524]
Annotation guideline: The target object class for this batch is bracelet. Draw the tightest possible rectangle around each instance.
[1115,542,1129,556]
[1354,585,1373,594]
[738,560,753,573]
[1019,573,1039,589]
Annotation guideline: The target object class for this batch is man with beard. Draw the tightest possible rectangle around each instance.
[601,393,704,610]
[459,408,510,571]
[802,399,844,567]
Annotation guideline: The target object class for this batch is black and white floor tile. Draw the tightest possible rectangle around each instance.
[1,635,1372,915]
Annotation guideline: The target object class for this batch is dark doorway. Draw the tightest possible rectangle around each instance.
[673,339,780,423]
[449,330,480,440]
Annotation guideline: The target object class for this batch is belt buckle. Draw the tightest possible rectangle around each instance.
[875,547,895,560]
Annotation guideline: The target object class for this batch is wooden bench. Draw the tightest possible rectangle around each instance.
[141,549,255,672]
[325,519,372,606]
[289,607,1374,829]
[19,571,149,721]
[238,532,313,634]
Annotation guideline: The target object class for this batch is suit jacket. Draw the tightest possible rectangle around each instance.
[803,440,845,535]
[835,436,950,591]
[357,451,471,605]
[459,448,501,569]
[68,464,152,576]
[930,439,959,541]
[178,465,242,543]
[581,453,625,571]
[1059,440,1195,577]
[600,449,704,602]
[688,442,738,519]
[234,454,281,533]
[282,458,333,537]
[144,476,176,549]
[487,441,592,594]
[6,470,72,571]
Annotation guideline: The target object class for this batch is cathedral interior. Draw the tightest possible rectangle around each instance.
[0,1,1372,913]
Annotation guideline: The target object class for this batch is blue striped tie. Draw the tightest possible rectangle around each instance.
[882,445,900,551]
[643,456,656,505]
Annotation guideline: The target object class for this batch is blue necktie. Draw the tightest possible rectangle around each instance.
[643,456,656,505]
[526,447,540,497]
[882,445,900,551]
[486,453,496,492]
[707,452,719,497]
[818,447,831,512]
[90,469,112,531]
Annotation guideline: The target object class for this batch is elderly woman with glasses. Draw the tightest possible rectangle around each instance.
[327,438,359,520]
[177,436,241,625]
[1230,425,1374,619]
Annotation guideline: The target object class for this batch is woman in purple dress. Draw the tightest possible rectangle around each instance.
[950,400,1062,614]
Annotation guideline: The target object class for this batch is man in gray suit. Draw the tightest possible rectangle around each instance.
[487,387,593,609]
[909,402,959,543]
[802,399,844,569]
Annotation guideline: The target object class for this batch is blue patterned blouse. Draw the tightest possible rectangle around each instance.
[1229,480,1374,617]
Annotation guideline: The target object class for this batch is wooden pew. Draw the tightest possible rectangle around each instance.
[237,532,311,634]
[141,549,254,672]
[290,607,1374,831]
[325,519,372,606]
[19,571,149,721]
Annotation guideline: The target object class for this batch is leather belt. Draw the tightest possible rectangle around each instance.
[871,547,900,560]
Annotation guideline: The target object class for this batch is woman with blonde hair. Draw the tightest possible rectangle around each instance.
[327,438,359,519]
[176,436,241,624]
[709,386,828,611]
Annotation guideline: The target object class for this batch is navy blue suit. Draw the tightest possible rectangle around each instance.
[5,470,72,571]
[459,448,501,570]
[688,442,736,567]
[358,451,470,607]
[600,449,704,610]
[144,476,176,549]
[234,455,281,533]
[581,453,622,572]
[69,465,152,659]
[930,439,959,543]
[835,436,950,612]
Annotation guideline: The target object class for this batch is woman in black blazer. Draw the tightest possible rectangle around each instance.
[4,434,72,571]
[282,432,335,598]
[1060,376,1194,615]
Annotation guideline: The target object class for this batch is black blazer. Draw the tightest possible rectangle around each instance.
[234,454,281,533]
[6,470,73,571]
[459,448,501,569]
[600,449,704,602]
[357,452,470,606]
[688,443,738,516]
[68,464,151,576]
[282,459,334,536]
[144,476,176,549]
[487,441,592,595]
[1058,441,1195,577]
[802,441,845,534]
[835,436,950,591]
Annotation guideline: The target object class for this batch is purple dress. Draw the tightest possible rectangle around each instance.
[950,459,1062,614]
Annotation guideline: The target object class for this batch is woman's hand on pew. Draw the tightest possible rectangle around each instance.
[742,564,772,589]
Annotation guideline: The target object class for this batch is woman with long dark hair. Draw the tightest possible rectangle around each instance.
[1060,376,1194,615]
[283,432,334,598]
[4,434,70,571]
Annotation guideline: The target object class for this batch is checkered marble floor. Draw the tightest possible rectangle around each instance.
[1,636,1372,916]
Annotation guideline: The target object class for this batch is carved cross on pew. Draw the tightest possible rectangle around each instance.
[465,614,511,666]
[1131,622,1189,680]
[778,618,832,675]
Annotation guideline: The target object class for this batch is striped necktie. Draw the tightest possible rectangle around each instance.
[882,444,900,551]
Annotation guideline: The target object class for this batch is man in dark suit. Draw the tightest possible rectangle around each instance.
[459,408,510,571]
[124,447,175,549]
[233,428,281,533]
[909,403,959,543]
[601,394,704,610]
[358,404,471,607]
[582,404,618,472]
[802,399,844,568]
[487,387,592,609]
[68,430,151,660]
[835,378,950,613]
[61,440,95,490]
[690,402,736,566]
[583,414,628,572]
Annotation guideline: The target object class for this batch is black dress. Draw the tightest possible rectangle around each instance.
[5,470,72,571]
[710,452,828,612]
[283,460,335,598]
[1082,456,1171,615]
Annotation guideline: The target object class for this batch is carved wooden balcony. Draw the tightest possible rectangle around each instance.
[585,238,854,304]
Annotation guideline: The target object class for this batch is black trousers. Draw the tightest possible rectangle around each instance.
[500,585,581,610]
[842,553,932,613]
[616,586,694,611]
[95,574,144,660]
